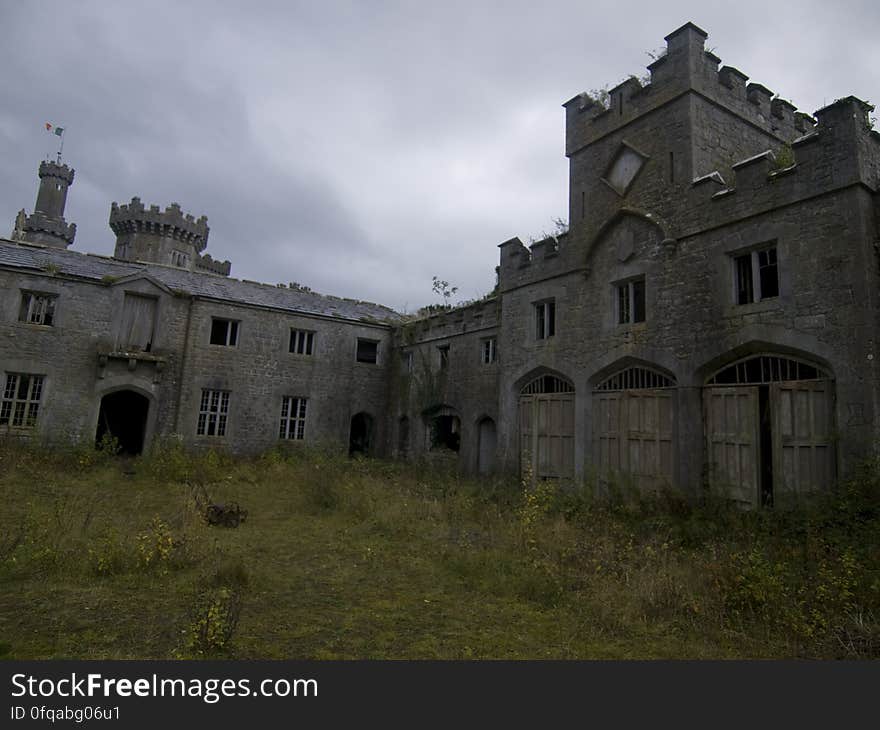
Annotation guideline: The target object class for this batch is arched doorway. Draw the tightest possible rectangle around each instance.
[477,417,497,475]
[349,412,374,456]
[703,353,834,506]
[95,390,150,455]
[519,373,574,481]
[592,364,677,494]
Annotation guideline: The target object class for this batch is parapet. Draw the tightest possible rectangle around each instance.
[196,252,232,277]
[109,197,209,252]
[564,22,816,156]
[689,96,879,212]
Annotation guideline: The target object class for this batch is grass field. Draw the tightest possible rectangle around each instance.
[1,439,878,659]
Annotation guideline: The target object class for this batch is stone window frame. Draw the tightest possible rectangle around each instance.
[171,250,190,268]
[18,290,57,327]
[209,317,240,347]
[481,337,497,364]
[437,344,450,371]
[1,372,45,429]
[279,395,307,440]
[731,242,779,305]
[196,388,230,437]
[614,275,646,325]
[289,328,315,356]
[534,299,556,341]
[401,351,414,374]
[356,338,379,365]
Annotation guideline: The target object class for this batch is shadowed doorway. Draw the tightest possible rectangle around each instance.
[349,412,374,456]
[95,390,150,455]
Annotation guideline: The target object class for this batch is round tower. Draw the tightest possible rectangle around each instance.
[109,197,210,270]
[12,160,77,248]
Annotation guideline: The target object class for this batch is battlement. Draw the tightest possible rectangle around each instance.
[109,197,209,252]
[497,231,574,290]
[688,96,879,218]
[17,210,76,245]
[196,252,232,276]
[564,22,815,156]
[38,161,75,185]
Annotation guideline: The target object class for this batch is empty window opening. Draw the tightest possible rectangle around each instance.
[197,389,230,437]
[617,277,645,324]
[95,390,149,455]
[595,366,676,391]
[289,329,315,355]
[431,414,460,452]
[349,412,374,455]
[669,151,675,183]
[279,396,307,440]
[356,339,378,364]
[535,300,556,340]
[734,246,778,304]
[581,190,586,219]
[438,344,450,370]
[19,291,57,326]
[481,337,497,364]
[118,293,157,352]
[1,373,44,428]
[210,318,239,347]
[401,351,414,373]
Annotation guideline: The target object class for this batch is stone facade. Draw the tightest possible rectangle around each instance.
[2,23,879,506]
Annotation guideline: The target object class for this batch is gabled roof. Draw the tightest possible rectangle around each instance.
[0,238,401,325]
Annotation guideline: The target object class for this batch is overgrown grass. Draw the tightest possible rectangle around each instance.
[1,437,878,659]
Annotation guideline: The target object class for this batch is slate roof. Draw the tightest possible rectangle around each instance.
[0,238,401,325]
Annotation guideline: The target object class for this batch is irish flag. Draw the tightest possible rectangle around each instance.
[45,122,64,136]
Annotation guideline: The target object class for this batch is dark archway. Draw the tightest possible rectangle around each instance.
[95,390,150,455]
[430,414,461,452]
[349,412,374,456]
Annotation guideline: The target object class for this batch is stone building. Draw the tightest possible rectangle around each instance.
[2,23,879,506]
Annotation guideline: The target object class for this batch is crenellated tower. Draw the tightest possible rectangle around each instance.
[12,160,77,248]
[108,197,231,275]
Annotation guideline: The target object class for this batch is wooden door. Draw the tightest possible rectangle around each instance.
[771,380,835,499]
[704,386,760,507]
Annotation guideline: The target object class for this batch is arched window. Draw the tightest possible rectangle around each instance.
[520,374,574,395]
[594,366,675,391]
[706,354,830,385]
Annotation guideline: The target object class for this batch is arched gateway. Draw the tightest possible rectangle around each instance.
[703,353,835,506]
[519,374,574,481]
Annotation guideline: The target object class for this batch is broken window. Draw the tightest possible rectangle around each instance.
[210,318,239,347]
[118,293,157,351]
[197,389,230,436]
[19,291,57,326]
[734,246,778,304]
[535,300,556,340]
[616,277,646,324]
[0,373,44,428]
[401,351,414,373]
[356,338,378,364]
[438,344,450,370]
[289,329,315,355]
[279,396,307,440]
[481,337,497,364]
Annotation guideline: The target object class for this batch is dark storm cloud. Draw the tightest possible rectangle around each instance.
[1,1,877,309]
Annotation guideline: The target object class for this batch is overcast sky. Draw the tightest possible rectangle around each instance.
[1,0,877,311]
